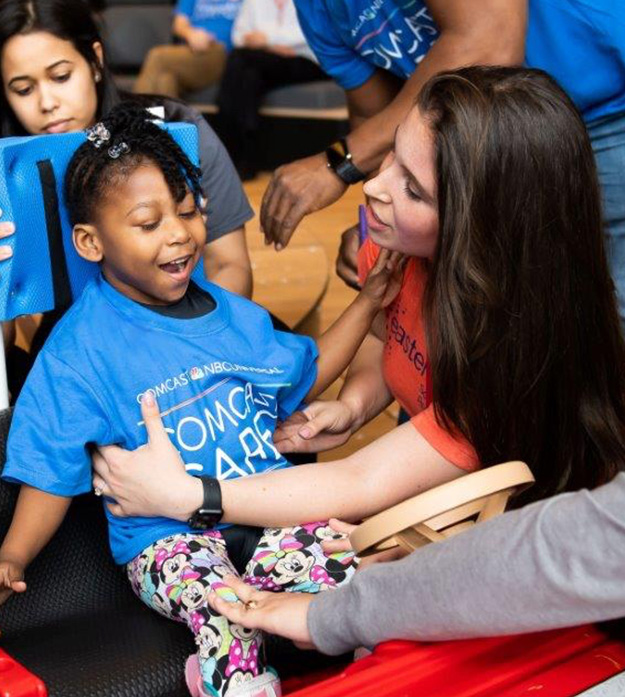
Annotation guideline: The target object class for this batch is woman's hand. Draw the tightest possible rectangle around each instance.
[0,558,26,607]
[0,209,15,265]
[91,394,202,521]
[273,400,358,454]
[208,575,316,649]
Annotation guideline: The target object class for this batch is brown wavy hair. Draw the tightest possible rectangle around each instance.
[420,66,625,504]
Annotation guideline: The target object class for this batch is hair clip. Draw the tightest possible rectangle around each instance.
[86,122,111,149]
[108,142,131,159]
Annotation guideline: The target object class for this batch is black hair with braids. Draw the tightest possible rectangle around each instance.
[65,103,203,226]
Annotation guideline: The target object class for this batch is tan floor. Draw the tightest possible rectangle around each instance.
[243,173,398,462]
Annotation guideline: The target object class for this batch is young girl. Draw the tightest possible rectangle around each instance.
[92,67,625,588]
[0,0,253,364]
[0,105,402,697]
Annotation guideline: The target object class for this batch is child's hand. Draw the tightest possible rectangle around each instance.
[323,518,409,571]
[273,400,357,454]
[359,248,405,310]
[321,517,356,554]
[0,559,26,606]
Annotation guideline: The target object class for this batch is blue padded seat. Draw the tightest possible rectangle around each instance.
[0,123,197,320]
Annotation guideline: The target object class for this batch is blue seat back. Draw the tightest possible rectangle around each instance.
[0,123,199,321]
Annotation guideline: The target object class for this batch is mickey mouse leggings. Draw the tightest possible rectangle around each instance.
[127,523,358,696]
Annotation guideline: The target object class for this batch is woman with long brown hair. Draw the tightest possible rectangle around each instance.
[80,67,625,677]
[92,64,625,528]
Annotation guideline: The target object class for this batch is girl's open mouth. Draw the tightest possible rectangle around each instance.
[159,255,193,278]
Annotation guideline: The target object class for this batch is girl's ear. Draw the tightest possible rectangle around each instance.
[92,41,104,80]
[73,224,104,262]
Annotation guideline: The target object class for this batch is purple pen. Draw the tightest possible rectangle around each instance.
[358,204,368,247]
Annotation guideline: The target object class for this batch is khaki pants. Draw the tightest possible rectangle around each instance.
[133,43,227,99]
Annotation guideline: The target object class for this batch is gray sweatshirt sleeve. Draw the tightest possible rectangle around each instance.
[308,473,625,655]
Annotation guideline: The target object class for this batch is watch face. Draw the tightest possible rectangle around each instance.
[326,145,344,171]
[188,508,222,530]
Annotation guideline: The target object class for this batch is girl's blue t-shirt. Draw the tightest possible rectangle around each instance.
[175,0,242,50]
[295,0,625,123]
[3,276,318,564]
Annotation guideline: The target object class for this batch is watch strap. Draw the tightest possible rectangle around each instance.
[325,138,366,185]
[187,476,223,530]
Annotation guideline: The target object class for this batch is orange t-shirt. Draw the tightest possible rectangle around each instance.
[358,238,479,472]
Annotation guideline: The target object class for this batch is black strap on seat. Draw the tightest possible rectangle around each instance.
[36,160,73,312]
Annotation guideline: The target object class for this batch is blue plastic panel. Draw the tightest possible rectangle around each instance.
[0,122,199,321]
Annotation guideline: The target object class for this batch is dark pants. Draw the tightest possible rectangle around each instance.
[216,48,327,176]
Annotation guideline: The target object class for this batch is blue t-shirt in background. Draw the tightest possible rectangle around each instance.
[296,0,625,123]
[4,276,318,564]
[294,0,438,91]
[175,0,242,50]
[525,0,625,123]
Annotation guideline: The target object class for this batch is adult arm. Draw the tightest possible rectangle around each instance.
[231,0,255,48]
[260,0,527,248]
[166,101,254,296]
[92,394,463,524]
[310,473,625,653]
[202,226,253,297]
[207,473,625,651]
[172,14,215,52]
[172,14,195,43]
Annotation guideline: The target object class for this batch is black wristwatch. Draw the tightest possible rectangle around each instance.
[325,138,366,185]
[187,476,223,530]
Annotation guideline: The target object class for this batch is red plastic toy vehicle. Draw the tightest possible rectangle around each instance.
[3,624,625,697]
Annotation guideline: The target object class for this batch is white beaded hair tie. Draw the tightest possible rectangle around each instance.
[85,121,110,149]
[108,142,131,159]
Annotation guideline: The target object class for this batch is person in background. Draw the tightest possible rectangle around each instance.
[215,0,327,180]
[259,0,625,338]
[259,0,524,266]
[134,0,242,100]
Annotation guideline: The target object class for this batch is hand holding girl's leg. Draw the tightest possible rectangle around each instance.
[127,532,265,696]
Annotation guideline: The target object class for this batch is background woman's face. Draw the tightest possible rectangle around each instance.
[363,107,438,259]
[1,31,99,135]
